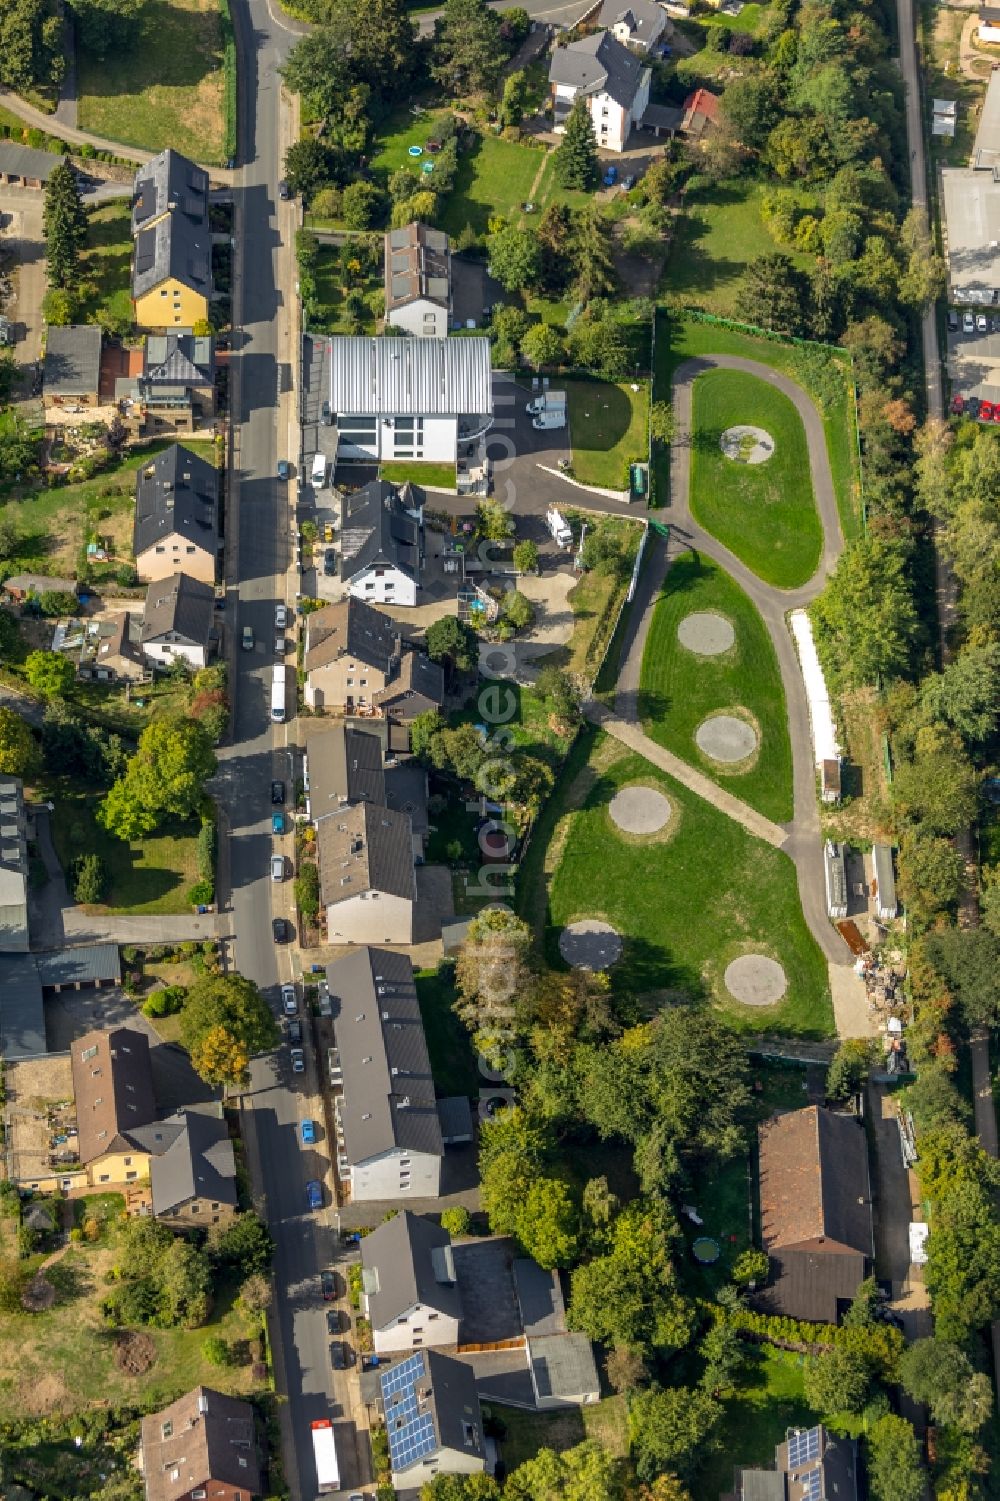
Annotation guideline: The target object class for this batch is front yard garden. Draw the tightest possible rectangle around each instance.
[639,553,793,824]
[565,378,649,491]
[48,783,200,916]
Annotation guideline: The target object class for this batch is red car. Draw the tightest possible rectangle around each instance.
[981,400,995,421]
[992,405,1000,422]
[950,394,964,414]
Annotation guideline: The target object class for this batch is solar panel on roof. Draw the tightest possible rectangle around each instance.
[380,1352,441,1472]
[788,1429,821,1469]
[802,1468,822,1501]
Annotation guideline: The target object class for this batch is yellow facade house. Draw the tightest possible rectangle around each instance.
[131,149,212,331]
[70,1026,158,1187]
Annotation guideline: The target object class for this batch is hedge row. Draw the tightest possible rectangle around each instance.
[218,0,237,165]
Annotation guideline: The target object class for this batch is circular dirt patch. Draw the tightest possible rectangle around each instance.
[559,920,623,971]
[609,785,672,835]
[21,1275,55,1312]
[724,954,788,1006]
[696,713,758,764]
[115,1330,157,1376]
[677,611,736,657]
[720,425,774,464]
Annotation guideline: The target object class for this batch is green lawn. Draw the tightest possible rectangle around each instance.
[380,461,456,490]
[663,179,814,319]
[565,378,649,491]
[690,369,823,588]
[415,966,480,1098]
[520,728,833,1037]
[49,784,200,915]
[76,200,135,328]
[654,310,861,542]
[77,0,225,163]
[694,1345,816,1499]
[639,552,793,822]
[311,244,380,335]
[490,1396,629,1470]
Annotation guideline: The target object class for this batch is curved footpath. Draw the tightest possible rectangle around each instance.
[603,353,872,1032]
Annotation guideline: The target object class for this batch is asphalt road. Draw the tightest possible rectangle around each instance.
[220,5,367,1498]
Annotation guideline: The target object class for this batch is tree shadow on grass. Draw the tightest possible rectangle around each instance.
[45,1257,95,1303]
[568,381,635,454]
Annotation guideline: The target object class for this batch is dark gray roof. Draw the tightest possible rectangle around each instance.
[436,1095,473,1143]
[303,597,400,675]
[150,1110,237,1216]
[0,954,45,1058]
[35,944,121,986]
[385,222,451,312]
[132,148,208,231]
[374,649,445,719]
[0,143,66,182]
[361,1211,463,1330]
[316,800,416,906]
[0,778,28,953]
[527,1332,600,1403]
[732,1426,859,1501]
[141,571,214,647]
[43,324,102,396]
[513,1257,565,1336]
[133,444,219,561]
[598,0,664,42]
[4,573,76,596]
[308,724,386,822]
[143,333,214,386]
[384,763,428,837]
[328,336,493,418]
[340,481,421,585]
[328,948,443,1167]
[380,1349,484,1474]
[549,30,645,108]
[643,102,684,131]
[133,209,212,300]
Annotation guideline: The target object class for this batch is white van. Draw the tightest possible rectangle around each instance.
[311,453,327,487]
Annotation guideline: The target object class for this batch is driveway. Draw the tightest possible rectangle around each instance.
[0,188,46,390]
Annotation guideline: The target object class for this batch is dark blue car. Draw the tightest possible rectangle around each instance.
[306,1180,322,1210]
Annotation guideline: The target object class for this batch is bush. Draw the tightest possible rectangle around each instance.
[440,1207,472,1236]
[188,879,214,907]
[197,817,216,883]
[341,180,385,230]
[71,853,107,905]
[295,862,321,923]
[201,1334,231,1366]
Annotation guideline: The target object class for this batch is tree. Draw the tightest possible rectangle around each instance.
[283,138,344,203]
[426,615,478,672]
[157,1236,212,1328]
[627,1386,720,1483]
[699,1321,745,1396]
[346,0,415,91]
[190,1025,251,1088]
[720,74,781,149]
[867,1414,925,1501]
[98,716,216,840]
[730,1248,769,1287]
[68,0,147,57]
[0,413,40,484]
[521,322,564,372]
[201,1334,231,1366]
[341,180,385,229]
[924,928,1000,1031]
[919,641,1000,747]
[505,1440,624,1501]
[803,1346,872,1416]
[568,1202,694,1355]
[476,498,516,542]
[502,590,534,631]
[43,159,87,290]
[455,907,534,1046]
[439,1206,472,1236]
[421,1477,502,1500]
[499,68,528,129]
[0,708,40,779]
[893,725,978,835]
[900,1338,993,1433]
[569,314,629,378]
[24,649,74,700]
[826,1038,876,1101]
[516,1176,579,1268]
[72,853,107,905]
[513,539,539,573]
[554,97,599,190]
[569,210,617,303]
[737,253,808,336]
[180,973,280,1084]
[898,829,965,924]
[811,537,918,689]
[211,1213,275,1276]
[488,225,542,292]
[432,0,503,93]
[536,665,582,726]
[238,1271,273,1317]
[281,22,353,119]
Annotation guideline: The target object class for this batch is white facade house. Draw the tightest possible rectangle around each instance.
[598,0,667,51]
[140,572,214,669]
[385,223,451,338]
[328,949,443,1201]
[549,31,652,153]
[340,480,423,607]
[361,1212,463,1355]
[380,1351,487,1491]
[317,800,416,946]
[327,336,493,466]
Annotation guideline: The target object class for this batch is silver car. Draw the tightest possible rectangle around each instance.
[290,1047,305,1074]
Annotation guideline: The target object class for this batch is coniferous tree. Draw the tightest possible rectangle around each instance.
[43,159,87,290]
[554,97,599,190]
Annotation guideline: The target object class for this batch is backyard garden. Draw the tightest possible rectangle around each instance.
[565,378,649,492]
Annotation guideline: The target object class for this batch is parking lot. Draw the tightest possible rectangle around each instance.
[946,320,1000,405]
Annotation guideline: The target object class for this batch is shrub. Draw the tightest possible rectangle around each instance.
[201,1335,231,1366]
[295,862,320,923]
[188,879,214,907]
[71,853,107,905]
[440,1206,472,1236]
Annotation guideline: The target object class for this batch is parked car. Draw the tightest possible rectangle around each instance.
[241,625,254,651]
[300,1119,316,1145]
[622,174,636,190]
[977,313,989,332]
[322,1270,337,1301]
[272,811,284,835]
[321,400,332,426]
[275,635,285,656]
[968,396,982,419]
[271,854,285,881]
[277,459,291,480]
[603,165,618,186]
[963,312,975,333]
[947,310,959,331]
[281,983,297,1015]
[305,1178,322,1208]
[329,1342,348,1370]
[981,400,995,421]
[288,1018,302,1045]
[278,179,291,200]
[275,603,288,629]
[271,780,285,805]
[272,916,290,943]
[324,549,336,576]
[291,1048,306,1076]
[326,1308,342,1334]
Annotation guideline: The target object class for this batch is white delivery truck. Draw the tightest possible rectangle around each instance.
[310,1419,340,1494]
[311,452,328,487]
[546,507,573,548]
[527,390,567,430]
[271,666,286,723]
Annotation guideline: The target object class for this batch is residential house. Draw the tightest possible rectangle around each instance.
[133,443,219,585]
[317,800,416,945]
[131,149,211,330]
[340,480,423,607]
[379,1350,487,1490]
[302,597,401,712]
[980,4,1000,42]
[756,1106,873,1325]
[93,613,147,682]
[597,0,667,52]
[326,335,493,465]
[680,87,720,140]
[70,1026,158,1186]
[385,223,451,338]
[140,1387,261,1501]
[0,779,29,953]
[361,1211,462,1355]
[141,572,215,668]
[307,723,387,824]
[42,325,103,413]
[328,948,443,1199]
[549,31,652,153]
[373,650,445,723]
[147,1110,238,1229]
[724,1424,859,1501]
[118,333,216,435]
